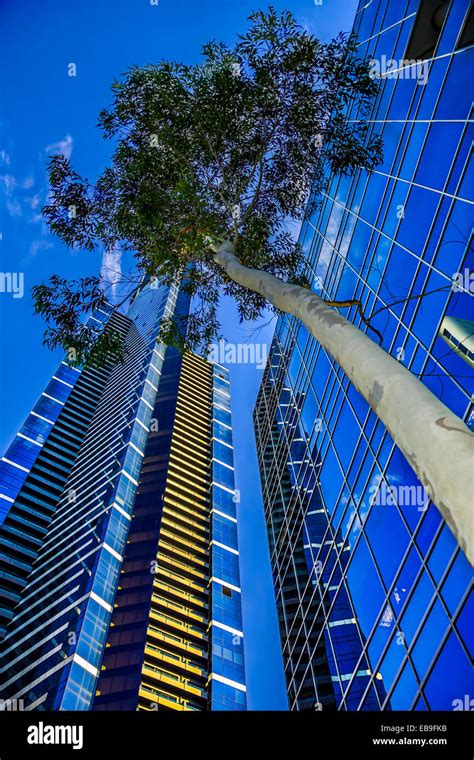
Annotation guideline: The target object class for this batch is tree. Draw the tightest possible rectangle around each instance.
[33,7,473,563]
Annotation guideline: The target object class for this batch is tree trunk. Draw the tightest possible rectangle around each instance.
[213,241,474,565]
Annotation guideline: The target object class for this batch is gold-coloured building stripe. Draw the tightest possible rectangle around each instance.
[138,353,213,712]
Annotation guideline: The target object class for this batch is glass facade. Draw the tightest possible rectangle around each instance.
[209,363,246,710]
[0,282,246,710]
[254,0,473,711]
[0,303,120,638]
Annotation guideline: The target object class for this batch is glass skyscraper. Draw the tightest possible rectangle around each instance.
[254,0,473,710]
[0,280,246,711]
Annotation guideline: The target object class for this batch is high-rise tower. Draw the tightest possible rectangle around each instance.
[0,281,246,711]
[254,0,473,710]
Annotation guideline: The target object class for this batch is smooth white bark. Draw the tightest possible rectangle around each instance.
[214,241,474,564]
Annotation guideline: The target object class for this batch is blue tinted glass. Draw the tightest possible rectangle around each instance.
[425,631,473,709]
[411,598,449,676]
[455,591,473,653]
[213,441,234,467]
[390,660,419,709]
[441,551,472,615]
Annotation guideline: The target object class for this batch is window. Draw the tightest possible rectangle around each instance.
[456,3,474,50]
[405,0,450,60]
[223,586,232,598]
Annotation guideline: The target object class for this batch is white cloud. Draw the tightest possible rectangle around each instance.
[344,469,382,547]
[45,134,73,160]
[26,194,41,210]
[0,173,22,216]
[315,203,360,288]
[0,151,45,222]
[6,199,22,217]
[300,17,315,35]
[30,239,53,257]
[285,218,302,241]
[101,246,122,300]
[0,174,17,195]
[0,171,40,219]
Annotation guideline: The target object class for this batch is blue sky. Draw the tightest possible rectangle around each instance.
[0,0,358,709]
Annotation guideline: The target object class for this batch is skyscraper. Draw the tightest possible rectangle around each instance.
[0,280,246,711]
[254,0,473,710]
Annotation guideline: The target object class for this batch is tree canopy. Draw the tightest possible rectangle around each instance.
[34,6,382,364]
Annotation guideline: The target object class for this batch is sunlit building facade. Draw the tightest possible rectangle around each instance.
[0,281,246,711]
[255,0,473,710]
